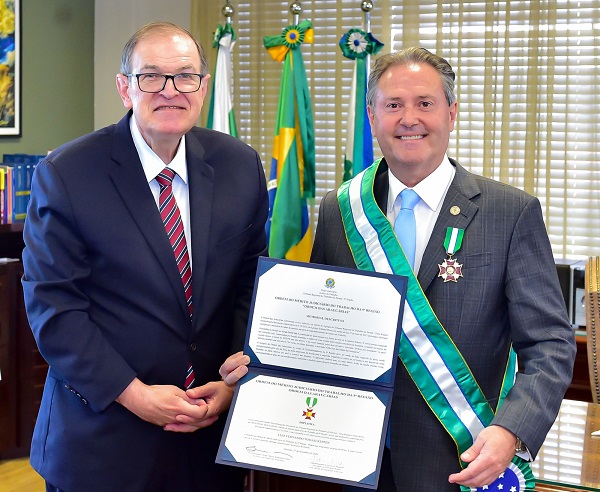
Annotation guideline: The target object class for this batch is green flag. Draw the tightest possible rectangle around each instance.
[207,23,238,137]
[339,28,383,181]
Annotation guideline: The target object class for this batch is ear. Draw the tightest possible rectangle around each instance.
[199,73,211,100]
[116,74,133,109]
[448,101,458,131]
[367,104,376,138]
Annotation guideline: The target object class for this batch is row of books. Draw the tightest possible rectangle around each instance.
[1,153,47,224]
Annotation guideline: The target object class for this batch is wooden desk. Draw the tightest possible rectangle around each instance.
[564,334,593,403]
[247,400,600,491]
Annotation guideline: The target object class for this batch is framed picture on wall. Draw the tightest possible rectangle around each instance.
[0,0,19,137]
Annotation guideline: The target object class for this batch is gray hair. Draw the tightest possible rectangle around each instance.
[120,21,208,76]
[366,47,456,108]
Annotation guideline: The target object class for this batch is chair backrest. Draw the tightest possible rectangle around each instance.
[585,256,600,404]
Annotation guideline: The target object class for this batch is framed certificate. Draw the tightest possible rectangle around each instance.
[216,257,407,489]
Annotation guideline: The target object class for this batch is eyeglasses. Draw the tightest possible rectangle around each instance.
[127,73,204,93]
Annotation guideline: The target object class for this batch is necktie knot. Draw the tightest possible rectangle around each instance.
[156,167,176,188]
[400,188,420,211]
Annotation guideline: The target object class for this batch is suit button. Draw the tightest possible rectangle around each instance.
[189,343,197,351]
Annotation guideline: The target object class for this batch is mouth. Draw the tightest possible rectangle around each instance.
[396,135,425,140]
[154,106,185,111]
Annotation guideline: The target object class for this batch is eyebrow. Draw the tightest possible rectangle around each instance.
[139,63,197,72]
[384,94,436,101]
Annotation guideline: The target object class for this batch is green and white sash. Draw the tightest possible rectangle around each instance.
[337,159,534,492]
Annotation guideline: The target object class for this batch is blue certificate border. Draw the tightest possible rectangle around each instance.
[216,257,408,489]
[216,367,392,489]
[244,256,407,388]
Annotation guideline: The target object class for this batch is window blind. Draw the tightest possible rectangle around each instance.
[193,1,600,259]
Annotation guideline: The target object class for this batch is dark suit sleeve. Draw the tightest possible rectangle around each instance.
[311,190,356,268]
[22,159,137,413]
[491,196,576,455]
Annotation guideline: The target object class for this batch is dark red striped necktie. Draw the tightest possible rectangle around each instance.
[155,167,195,389]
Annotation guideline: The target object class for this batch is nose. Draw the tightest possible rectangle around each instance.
[160,76,179,97]
[400,106,418,127]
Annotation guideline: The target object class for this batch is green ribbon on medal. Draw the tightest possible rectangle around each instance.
[444,227,464,255]
[439,227,465,283]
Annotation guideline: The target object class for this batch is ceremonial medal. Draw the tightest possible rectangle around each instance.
[438,227,464,283]
[438,257,463,282]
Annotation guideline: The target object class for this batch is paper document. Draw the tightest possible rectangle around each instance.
[216,257,407,489]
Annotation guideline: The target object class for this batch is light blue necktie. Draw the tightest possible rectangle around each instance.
[387,188,420,449]
[394,188,420,268]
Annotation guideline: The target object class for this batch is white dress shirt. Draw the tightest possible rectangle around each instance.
[387,156,456,274]
[129,114,192,268]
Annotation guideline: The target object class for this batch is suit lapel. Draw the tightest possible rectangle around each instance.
[185,132,214,331]
[109,113,191,323]
[372,159,481,293]
[418,161,480,292]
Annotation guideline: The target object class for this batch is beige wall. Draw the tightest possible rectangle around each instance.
[94,0,191,130]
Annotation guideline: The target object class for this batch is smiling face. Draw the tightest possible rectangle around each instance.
[367,62,457,186]
[116,30,209,163]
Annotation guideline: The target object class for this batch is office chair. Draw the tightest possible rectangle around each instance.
[585,256,600,404]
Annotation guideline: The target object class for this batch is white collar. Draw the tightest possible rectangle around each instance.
[129,113,188,184]
[387,155,455,213]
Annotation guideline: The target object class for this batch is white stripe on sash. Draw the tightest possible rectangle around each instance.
[402,307,486,439]
[348,172,393,274]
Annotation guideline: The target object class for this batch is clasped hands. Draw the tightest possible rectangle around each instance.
[116,351,251,433]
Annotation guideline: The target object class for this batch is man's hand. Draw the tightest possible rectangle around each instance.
[163,381,235,432]
[219,351,250,386]
[448,425,517,488]
[116,377,210,431]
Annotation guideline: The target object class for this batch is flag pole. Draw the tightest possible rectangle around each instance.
[223,1,234,24]
[362,1,373,79]
[339,1,383,181]
[290,1,302,24]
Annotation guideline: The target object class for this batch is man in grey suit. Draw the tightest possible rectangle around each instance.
[310,47,576,491]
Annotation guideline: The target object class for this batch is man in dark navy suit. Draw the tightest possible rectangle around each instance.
[22,22,267,491]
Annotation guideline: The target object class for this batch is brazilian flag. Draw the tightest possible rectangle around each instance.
[263,20,315,261]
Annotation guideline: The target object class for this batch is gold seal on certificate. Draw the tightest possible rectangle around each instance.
[216,257,408,489]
